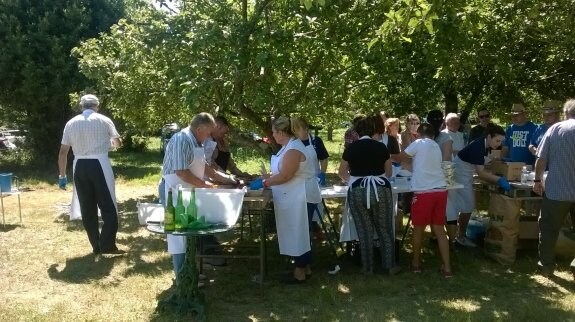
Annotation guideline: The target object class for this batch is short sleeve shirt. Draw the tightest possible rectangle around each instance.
[162,128,200,175]
[442,129,465,152]
[531,124,550,148]
[503,121,537,165]
[537,119,575,201]
[404,138,446,191]
[61,110,120,156]
[343,139,389,176]
[457,137,487,165]
[301,135,329,160]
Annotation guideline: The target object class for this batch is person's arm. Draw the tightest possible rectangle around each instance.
[441,140,453,162]
[111,137,122,149]
[319,158,328,173]
[58,144,70,177]
[475,164,501,183]
[265,149,304,186]
[175,169,213,188]
[528,144,537,155]
[204,165,238,185]
[338,159,350,184]
[384,159,392,178]
[533,157,547,195]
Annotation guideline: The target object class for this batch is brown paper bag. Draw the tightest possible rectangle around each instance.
[484,194,521,265]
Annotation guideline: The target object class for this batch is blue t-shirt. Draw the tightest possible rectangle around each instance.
[531,123,549,148]
[503,121,537,165]
[457,137,487,165]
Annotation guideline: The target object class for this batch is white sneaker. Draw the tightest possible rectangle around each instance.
[455,236,477,248]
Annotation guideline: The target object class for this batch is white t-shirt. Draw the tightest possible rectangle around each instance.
[404,138,446,191]
[442,129,465,153]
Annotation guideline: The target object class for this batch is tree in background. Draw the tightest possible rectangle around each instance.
[0,0,125,164]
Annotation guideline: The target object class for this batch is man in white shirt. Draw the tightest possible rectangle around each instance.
[57,94,123,255]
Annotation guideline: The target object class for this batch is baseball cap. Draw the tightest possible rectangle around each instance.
[542,100,561,113]
[509,103,526,115]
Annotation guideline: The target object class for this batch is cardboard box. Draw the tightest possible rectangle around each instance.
[519,216,539,239]
[490,161,525,181]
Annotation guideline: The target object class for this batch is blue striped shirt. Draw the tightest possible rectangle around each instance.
[537,119,575,201]
[162,128,200,175]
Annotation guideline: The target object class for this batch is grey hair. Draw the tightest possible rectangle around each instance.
[190,112,216,129]
[564,99,575,118]
[445,113,460,123]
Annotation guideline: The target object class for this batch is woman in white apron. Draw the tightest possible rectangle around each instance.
[291,117,328,239]
[445,124,510,248]
[338,115,398,275]
[250,116,316,283]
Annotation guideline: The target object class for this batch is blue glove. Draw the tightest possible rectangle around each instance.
[250,178,264,190]
[497,176,511,192]
[58,176,67,190]
[318,172,326,186]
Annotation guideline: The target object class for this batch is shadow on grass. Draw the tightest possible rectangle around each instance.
[47,254,118,284]
[0,224,20,233]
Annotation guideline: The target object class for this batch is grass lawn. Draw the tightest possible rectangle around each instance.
[1,129,575,321]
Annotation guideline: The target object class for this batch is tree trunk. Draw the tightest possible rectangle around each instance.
[443,85,459,114]
[327,126,333,141]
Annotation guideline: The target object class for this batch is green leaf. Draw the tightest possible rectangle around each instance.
[367,38,379,51]
[401,36,412,43]
[317,0,326,6]
[424,20,434,34]
[304,0,313,10]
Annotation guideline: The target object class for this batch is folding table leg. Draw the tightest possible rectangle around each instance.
[400,215,412,249]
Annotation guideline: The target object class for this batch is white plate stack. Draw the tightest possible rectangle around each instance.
[441,161,455,186]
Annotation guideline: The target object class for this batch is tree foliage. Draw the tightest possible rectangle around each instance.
[0,0,125,163]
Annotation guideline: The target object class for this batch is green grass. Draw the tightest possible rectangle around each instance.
[1,129,575,321]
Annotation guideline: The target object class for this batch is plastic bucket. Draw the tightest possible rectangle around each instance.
[137,202,165,225]
[0,173,12,193]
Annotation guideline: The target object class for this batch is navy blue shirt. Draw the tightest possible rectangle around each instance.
[458,137,487,165]
[301,135,329,161]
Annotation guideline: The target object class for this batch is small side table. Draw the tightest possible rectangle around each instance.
[147,223,232,320]
[1,189,22,227]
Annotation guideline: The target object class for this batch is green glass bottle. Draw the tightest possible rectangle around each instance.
[175,188,187,231]
[187,187,197,223]
[164,188,175,232]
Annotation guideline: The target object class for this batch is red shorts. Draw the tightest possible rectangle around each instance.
[411,190,448,226]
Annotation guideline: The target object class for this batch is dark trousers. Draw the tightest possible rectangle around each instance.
[74,159,118,253]
[348,185,394,273]
[539,196,575,271]
[293,203,316,268]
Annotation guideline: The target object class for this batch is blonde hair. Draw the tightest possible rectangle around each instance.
[405,113,419,126]
[272,116,295,136]
[385,117,401,134]
[290,116,309,135]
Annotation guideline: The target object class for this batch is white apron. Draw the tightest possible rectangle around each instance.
[271,139,311,256]
[165,128,206,254]
[339,136,396,242]
[305,134,324,222]
[70,154,117,220]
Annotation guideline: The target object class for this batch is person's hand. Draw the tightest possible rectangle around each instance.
[249,178,264,190]
[318,172,326,186]
[533,181,544,195]
[58,176,67,190]
[497,176,511,192]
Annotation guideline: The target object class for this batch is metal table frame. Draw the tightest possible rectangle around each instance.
[1,176,21,227]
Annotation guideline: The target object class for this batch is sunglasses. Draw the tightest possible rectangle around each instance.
[479,114,490,119]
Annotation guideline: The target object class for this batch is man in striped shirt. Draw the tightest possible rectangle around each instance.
[533,99,575,277]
